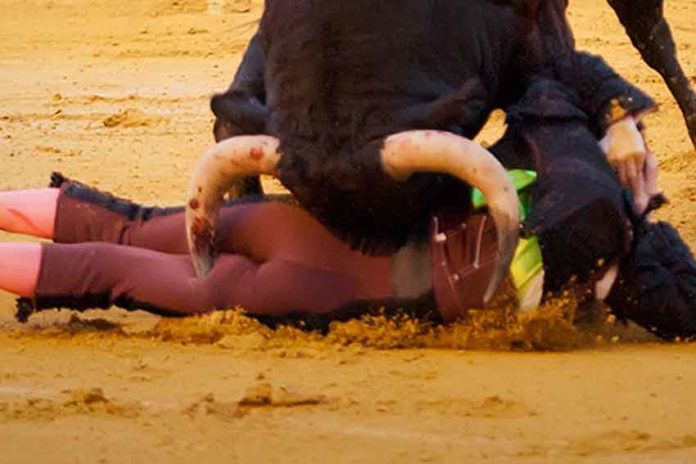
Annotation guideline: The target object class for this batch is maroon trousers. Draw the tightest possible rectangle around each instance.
[35,182,394,317]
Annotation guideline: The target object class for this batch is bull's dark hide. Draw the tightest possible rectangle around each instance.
[607,0,696,147]
[211,0,654,254]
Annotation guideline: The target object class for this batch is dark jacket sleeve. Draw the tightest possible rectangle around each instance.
[536,0,656,136]
[607,221,696,340]
[210,30,268,136]
[559,52,656,135]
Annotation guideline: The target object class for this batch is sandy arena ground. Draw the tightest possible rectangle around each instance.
[1,1,696,462]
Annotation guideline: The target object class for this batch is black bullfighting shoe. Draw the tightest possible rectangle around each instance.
[14,298,34,324]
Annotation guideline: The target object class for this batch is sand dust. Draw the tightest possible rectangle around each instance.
[102,108,167,128]
[1,0,696,462]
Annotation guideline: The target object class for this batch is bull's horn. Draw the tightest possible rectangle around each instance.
[381,130,520,304]
[186,135,281,277]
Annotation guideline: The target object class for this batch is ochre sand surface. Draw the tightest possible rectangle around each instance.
[1,0,696,462]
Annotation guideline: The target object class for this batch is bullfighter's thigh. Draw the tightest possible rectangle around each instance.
[219,202,393,279]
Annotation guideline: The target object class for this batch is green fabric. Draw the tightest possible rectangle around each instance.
[471,170,537,216]
[471,170,543,306]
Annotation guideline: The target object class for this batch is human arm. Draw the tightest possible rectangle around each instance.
[534,0,656,205]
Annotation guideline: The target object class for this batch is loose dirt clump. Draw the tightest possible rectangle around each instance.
[568,430,696,456]
[182,383,326,422]
[0,388,142,421]
[152,309,271,344]
[183,393,244,421]
[238,382,326,409]
[102,108,167,128]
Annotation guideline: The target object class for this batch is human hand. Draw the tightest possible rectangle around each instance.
[599,116,648,212]
[637,149,660,215]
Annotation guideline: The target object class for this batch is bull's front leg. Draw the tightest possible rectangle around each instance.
[608,0,696,148]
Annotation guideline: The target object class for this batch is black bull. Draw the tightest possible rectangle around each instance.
[199,0,657,295]
[214,0,696,151]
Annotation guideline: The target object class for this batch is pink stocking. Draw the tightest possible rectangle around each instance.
[0,243,42,297]
[0,189,60,239]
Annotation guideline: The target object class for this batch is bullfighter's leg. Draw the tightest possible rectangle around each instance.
[0,174,193,253]
[0,172,266,256]
[0,188,60,239]
[1,173,395,319]
[0,243,41,298]
[0,241,393,318]
[0,174,391,280]
[608,0,696,147]
[0,183,201,253]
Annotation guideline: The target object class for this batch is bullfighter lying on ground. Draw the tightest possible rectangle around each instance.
[1,129,695,340]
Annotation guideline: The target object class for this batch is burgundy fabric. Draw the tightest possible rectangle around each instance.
[39,191,394,316]
[430,212,498,323]
[53,190,189,254]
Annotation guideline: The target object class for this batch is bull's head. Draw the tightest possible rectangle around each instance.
[186,131,519,304]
